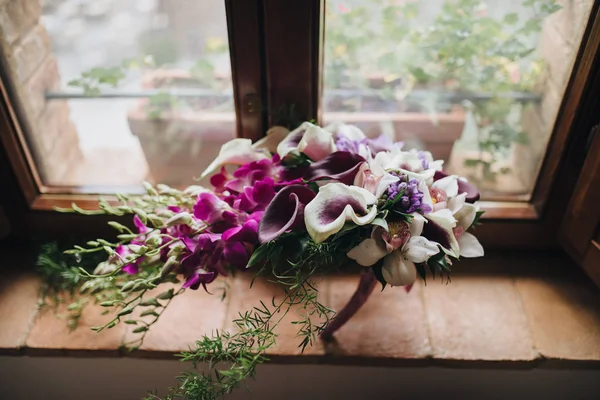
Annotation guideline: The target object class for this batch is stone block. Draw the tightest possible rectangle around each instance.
[0,0,41,44]
[13,24,51,83]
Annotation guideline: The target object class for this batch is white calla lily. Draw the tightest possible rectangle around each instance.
[304,183,377,243]
[324,122,366,141]
[297,124,337,161]
[200,138,269,179]
[252,126,289,153]
[277,122,337,161]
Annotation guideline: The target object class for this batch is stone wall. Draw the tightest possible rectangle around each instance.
[516,0,594,192]
[0,0,82,185]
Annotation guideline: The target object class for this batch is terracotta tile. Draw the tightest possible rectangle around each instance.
[516,267,600,361]
[324,274,431,359]
[0,272,40,351]
[123,278,230,354]
[423,271,536,361]
[224,274,328,356]
[26,296,125,355]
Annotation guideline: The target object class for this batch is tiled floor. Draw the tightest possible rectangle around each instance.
[1,251,600,367]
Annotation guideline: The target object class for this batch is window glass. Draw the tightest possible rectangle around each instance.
[323,0,594,199]
[1,0,233,189]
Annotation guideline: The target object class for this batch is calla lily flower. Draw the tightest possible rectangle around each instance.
[304,183,377,243]
[277,122,337,161]
[303,151,366,185]
[252,126,289,153]
[200,138,269,179]
[258,185,316,243]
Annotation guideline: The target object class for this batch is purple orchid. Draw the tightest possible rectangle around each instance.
[258,185,316,243]
[303,151,366,185]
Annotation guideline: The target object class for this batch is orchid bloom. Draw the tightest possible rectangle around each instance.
[304,183,378,243]
[447,193,484,258]
[353,163,399,198]
[277,122,337,161]
[200,138,269,179]
[346,214,439,286]
[419,173,482,257]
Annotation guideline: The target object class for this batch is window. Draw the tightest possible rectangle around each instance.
[2,0,235,190]
[1,0,599,257]
[322,0,594,200]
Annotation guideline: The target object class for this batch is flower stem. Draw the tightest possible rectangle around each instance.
[320,267,377,341]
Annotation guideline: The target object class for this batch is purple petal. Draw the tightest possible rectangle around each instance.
[258,185,316,243]
[223,242,249,269]
[193,192,230,223]
[252,177,275,206]
[434,171,480,203]
[133,215,150,234]
[222,219,259,243]
[421,218,452,251]
[122,263,139,274]
[303,151,366,185]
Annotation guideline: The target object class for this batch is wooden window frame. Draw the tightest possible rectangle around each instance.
[0,0,599,250]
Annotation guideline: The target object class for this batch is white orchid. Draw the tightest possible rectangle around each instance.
[448,193,484,258]
[353,163,400,198]
[347,214,439,287]
[304,183,378,243]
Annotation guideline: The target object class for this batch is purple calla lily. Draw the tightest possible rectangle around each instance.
[258,185,316,243]
[434,170,480,203]
[303,151,366,185]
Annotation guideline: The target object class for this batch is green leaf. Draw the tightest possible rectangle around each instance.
[371,260,387,291]
[246,243,270,269]
[469,210,485,230]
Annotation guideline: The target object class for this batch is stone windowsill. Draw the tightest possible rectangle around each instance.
[1,251,600,368]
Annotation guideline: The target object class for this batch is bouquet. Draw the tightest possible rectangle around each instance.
[55,121,484,399]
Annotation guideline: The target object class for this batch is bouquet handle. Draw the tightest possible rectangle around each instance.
[320,267,377,341]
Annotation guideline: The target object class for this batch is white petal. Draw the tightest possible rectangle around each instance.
[277,121,314,158]
[325,122,366,141]
[253,126,289,153]
[375,173,400,198]
[426,209,460,257]
[297,125,336,161]
[398,168,436,184]
[419,181,433,212]
[458,232,484,258]
[404,236,440,263]
[432,176,459,198]
[448,193,467,214]
[410,213,426,237]
[455,203,478,230]
[304,183,377,243]
[200,138,268,178]
[382,251,417,286]
[347,238,388,266]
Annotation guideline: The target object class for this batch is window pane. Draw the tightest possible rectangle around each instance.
[323,0,594,200]
[1,0,234,190]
